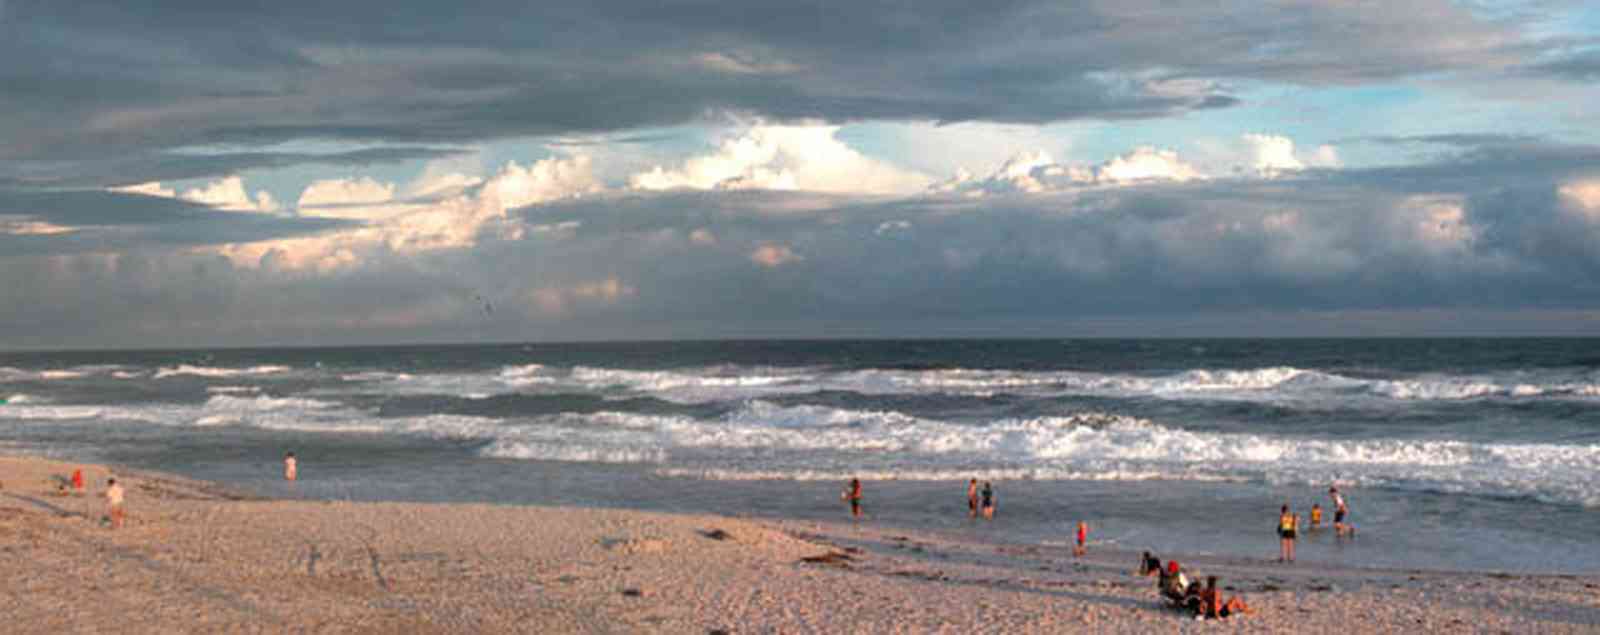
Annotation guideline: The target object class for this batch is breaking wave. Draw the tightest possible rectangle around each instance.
[154,364,292,379]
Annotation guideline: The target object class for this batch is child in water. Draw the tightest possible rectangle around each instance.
[980,482,995,520]
[1074,521,1089,557]
[1310,503,1323,530]
[284,451,297,482]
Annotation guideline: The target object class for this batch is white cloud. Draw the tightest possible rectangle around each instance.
[299,177,396,207]
[110,181,176,198]
[750,242,802,268]
[1309,144,1341,168]
[181,176,280,213]
[0,216,75,235]
[629,125,931,195]
[296,177,403,221]
[112,176,279,213]
[931,146,1200,196]
[693,51,802,75]
[875,220,912,235]
[1243,133,1305,176]
[1559,178,1600,222]
[215,155,601,272]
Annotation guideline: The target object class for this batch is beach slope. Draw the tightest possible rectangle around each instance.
[2,456,1596,633]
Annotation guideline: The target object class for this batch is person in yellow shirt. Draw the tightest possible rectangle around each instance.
[1277,504,1298,562]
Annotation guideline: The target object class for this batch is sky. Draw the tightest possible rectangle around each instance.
[4,1,1600,349]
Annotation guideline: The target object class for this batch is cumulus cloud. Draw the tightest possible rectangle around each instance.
[1559,178,1600,222]
[932,146,1202,196]
[216,154,601,272]
[630,125,931,195]
[1242,134,1342,176]
[9,139,1600,347]
[114,176,280,213]
[750,243,802,268]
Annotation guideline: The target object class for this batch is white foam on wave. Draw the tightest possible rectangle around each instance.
[479,440,666,464]
[341,371,412,382]
[654,466,1240,483]
[486,400,1600,507]
[0,365,132,381]
[206,385,262,394]
[37,370,87,380]
[154,364,292,379]
[202,394,339,412]
[0,403,174,423]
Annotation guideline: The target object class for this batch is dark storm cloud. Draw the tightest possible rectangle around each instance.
[503,139,1600,325]
[1,147,468,189]
[6,139,1600,348]
[0,188,350,255]
[0,0,1553,161]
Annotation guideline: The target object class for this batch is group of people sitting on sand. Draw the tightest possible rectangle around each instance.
[1139,551,1252,620]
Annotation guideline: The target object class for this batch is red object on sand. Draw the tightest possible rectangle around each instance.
[71,469,84,491]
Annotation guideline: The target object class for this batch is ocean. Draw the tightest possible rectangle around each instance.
[3,338,1598,573]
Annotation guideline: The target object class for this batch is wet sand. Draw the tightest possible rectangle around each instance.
[2,455,1597,633]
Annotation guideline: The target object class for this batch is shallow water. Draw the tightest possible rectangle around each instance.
[4,338,1599,573]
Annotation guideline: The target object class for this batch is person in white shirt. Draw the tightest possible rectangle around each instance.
[104,478,125,529]
[1330,486,1352,538]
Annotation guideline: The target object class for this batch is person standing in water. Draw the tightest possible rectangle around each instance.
[980,481,995,520]
[1309,503,1323,530]
[104,478,125,530]
[1277,504,1298,562]
[845,478,863,519]
[1074,521,1089,557]
[967,478,979,518]
[284,451,298,482]
[1330,486,1351,538]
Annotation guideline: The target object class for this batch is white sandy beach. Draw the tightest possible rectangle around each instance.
[2,455,1597,633]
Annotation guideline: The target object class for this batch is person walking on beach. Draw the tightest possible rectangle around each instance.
[967,478,979,518]
[71,468,85,494]
[1330,486,1351,538]
[845,478,863,519]
[980,481,995,520]
[1277,504,1298,562]
[1074,521,1089,557]
[104,478,125,530]
[284,451,297,482]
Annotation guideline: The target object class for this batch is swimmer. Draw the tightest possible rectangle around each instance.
[284,451,297,482]
[1277,504,1298,562]
[980,481,995,520]
[1074,521,1088,557]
